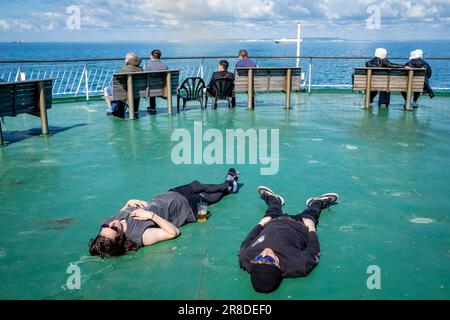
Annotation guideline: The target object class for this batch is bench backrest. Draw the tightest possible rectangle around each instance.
[112,70,179,101]
[235,67,301,92]
[0,79,53,117]
[353,68,426,92]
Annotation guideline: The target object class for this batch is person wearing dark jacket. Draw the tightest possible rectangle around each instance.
[401,49,434,108]
[365,48,403,106]
[206,60,235,107]
[239,186,339,293]
[144,49,169,112]
[104,52,143,118]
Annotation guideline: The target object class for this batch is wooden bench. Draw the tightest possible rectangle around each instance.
[112,70,179,119]
[235,67,301,109]
[353,67,426,111]
[0,79,53,145]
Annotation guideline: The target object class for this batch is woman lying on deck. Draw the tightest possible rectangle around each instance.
[89,169,240,257]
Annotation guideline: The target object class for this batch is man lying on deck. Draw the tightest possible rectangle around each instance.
[239,186,339,293]
[89,169,240,258]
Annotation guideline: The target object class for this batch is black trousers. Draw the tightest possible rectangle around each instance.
[369,91,378,103]
[170,180,229,213]
[148,97,156,110]
[401,92,421,103]
[263,196,323,226]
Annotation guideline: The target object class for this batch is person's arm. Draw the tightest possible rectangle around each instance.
[207,72,216,88]
[130,209,180,246]
[425,61,432,78]
[283,218,321,277]
[239,217,271,250]
[120,199,149,211]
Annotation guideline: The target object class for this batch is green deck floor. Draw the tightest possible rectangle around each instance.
[0,92,449,299]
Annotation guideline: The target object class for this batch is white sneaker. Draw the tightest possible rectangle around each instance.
[257,186,285,206]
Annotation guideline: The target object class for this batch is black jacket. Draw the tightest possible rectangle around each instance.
[405,58,434,97]
[365,57,403,68]
[208,71,235,88]
[239,216,320,278]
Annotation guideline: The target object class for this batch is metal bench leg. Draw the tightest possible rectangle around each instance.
[0,121,4,146]
[37,82,49,135]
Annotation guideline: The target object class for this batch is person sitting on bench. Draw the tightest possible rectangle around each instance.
[89,169,240,258]
[235,49,257,69]
[365,48,403,106]
[239,186,339,293]
[104,52,143,118]
[144,49,169,112]
[401,49,434,109]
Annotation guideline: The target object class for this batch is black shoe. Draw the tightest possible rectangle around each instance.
[306,193,339,209]
[106,112,113,116]
[257,186,285,206]
[226,168,240,193]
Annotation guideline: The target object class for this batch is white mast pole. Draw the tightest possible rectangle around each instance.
[296,21,301,67]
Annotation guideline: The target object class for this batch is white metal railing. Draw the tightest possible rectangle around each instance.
[1,56,449,100]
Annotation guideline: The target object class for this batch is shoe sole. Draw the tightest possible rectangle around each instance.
[257,186,285,206]
[306,193,339,207]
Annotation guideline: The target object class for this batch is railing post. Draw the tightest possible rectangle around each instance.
[85,65,90,101]
[405,69,414,111]
[36,81,49,135]
[127,74,135,120]
[308,58,312,95]
[15,66,22,82]
[200,59,205,79]
[75,65,86,100]
[364,69,373,109]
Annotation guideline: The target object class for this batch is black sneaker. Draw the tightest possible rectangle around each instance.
[306,193,339,209]
[257,186,285,206]
[226,168,240,193]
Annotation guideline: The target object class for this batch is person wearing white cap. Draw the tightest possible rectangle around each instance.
[401,49,434,108]
[365,48,403,106]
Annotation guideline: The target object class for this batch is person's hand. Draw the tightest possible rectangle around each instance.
[126,199,149,209]
[259,216,272,227]
[302,218,316,232]
[130,209,154,221]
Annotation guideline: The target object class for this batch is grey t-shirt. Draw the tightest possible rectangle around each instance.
[103,191,195,246]
[144,60,169,71]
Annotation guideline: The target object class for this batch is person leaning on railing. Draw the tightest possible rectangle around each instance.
[401,49,434,109]
[144,49,168,112]
[103,51,143,118]
[365,48,403,106]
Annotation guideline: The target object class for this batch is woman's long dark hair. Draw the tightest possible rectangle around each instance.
[89,233,139,258]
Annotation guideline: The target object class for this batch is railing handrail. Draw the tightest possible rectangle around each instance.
[2,56,450,64]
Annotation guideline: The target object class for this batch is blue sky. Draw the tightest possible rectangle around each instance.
[0,0,450,41]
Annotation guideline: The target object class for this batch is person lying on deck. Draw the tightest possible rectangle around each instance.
[238,186,339,293]
[401,49,434,109]
[89,169,240,258]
